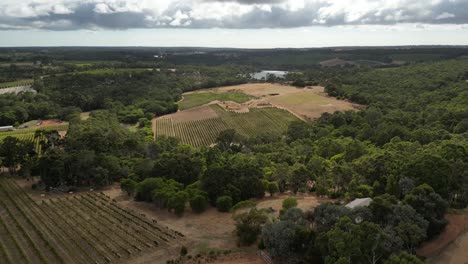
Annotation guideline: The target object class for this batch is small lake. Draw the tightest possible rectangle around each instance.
[250,70,288,80]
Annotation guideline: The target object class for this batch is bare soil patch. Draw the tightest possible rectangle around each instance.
[417,213,468,259]
[254,193,332,216]
[428,232,468,264]
[104,187,327,262]
[39,119,66,127]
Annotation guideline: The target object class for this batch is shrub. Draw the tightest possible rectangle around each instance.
[180,246,188,256]
[282,197,298,210]
[216,196,233,212]
[267,182,279,197]
[190,195,208,213]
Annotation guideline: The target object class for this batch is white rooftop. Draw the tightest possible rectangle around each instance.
[345,198,373,209]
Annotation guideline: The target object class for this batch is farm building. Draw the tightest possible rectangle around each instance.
[0,125,14,132]
[345,197,373,209]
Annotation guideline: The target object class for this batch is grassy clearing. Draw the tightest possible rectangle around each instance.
[154,105,299,147]
[0,179,183,264]
[179,92,254,110]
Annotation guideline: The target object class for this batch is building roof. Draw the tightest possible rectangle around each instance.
[345,198,373,209]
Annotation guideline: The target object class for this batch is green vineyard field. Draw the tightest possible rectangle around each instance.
[0,178,184,264]
[0,125,69,153]
[154,105,299,147]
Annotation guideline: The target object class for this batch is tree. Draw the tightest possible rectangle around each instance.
[318,217,390,264]
[216,196,233,212]
[0,136,35,174]
[403,184,448,238]
[369,194,398,225]
[262,208,311,264]
[120,178,137,196]
[190,194,208,213]
[168,191,189,216]
[267,182,279,197]
[290,163,309,194]
[313,203,350,232]
[383,252,423,264]
[234,208,269,245]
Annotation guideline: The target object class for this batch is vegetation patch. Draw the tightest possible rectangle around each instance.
[0,179,183,264]
[154,105,299,147]
[179,92,253,110]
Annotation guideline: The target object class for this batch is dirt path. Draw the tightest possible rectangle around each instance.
[416,214,468,264]
[428,232,468,264]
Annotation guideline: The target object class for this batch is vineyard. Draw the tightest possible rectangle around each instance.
[0,178,184,264]
[0,79,33,88]
[154,105,299,147]
[0,125,69,153]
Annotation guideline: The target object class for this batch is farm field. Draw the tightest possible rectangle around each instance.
[0,178,184,264]
[185,83,359,120]
[104,185,328,261]
[179,92,253,110]
[0,79,33,88]
[0,123,69,152]
[154,105,299,147]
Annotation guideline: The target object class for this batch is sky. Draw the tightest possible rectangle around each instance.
[0,0,467,48]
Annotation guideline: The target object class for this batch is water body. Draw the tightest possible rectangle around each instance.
[250,70,288,80]
[0,85,37,95]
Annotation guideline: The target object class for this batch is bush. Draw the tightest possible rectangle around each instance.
[180,246,188,256]
[216,196,233,212]
[168,191,189,216]
[190,195,208,213]
[282,197,298,210]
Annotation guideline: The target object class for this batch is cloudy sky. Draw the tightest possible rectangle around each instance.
[1,0,467,47]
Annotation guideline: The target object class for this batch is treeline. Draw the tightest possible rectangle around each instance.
[0,66,248,126]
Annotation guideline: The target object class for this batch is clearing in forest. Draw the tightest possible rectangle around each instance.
[183,83,359,121]
[179,92,254,110]
[0,178,184,264]
[153,104,298,147]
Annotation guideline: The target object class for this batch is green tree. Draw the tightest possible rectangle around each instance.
[121,178,137,196]
[403,184,448,238]
[168,191,189,216]
[216,196,233,212]
[234,208,269,245]
[383,252,423,264]
[267,182,279,197]
[189,194,208,213]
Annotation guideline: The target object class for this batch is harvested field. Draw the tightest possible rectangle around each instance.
[268,88,358,120]
[1,178,184,264]
[207,83,301,97]
[182,84,358,121]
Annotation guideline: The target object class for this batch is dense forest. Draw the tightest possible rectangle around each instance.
[0,48,467,263]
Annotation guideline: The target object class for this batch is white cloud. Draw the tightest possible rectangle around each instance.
[0,0,467,30]
[436,12,455,20]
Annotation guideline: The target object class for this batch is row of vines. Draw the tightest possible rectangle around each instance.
[0,178,183,264]
[154,105,299,147]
